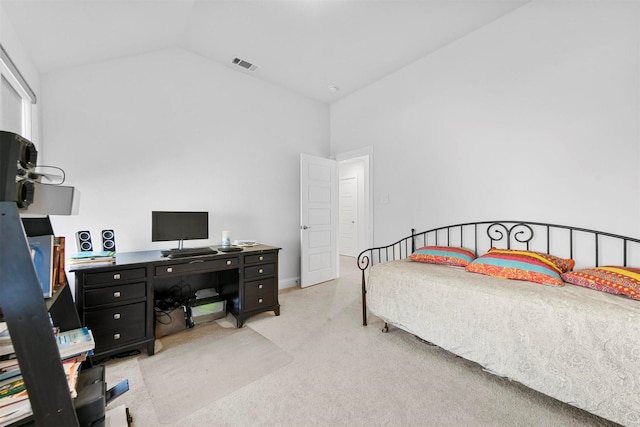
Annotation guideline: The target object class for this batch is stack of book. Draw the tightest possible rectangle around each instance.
[27,235,67,298]
[68,250,116,268]
[0,325,95,425]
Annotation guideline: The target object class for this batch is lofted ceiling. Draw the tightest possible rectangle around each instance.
[1,0,530,104]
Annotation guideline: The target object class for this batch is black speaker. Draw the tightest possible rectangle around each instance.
[76,230,93,252]
[101,229,116,252]
[0,131,38,208]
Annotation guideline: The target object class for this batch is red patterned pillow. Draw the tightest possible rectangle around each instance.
[409,246,476,267]
[465,248,569,287]
[561,266,640,300]
[532,250,575,273]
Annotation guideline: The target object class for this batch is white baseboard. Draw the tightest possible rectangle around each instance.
[279,277,300,290]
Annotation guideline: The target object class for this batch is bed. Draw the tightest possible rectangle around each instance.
[357,221,640,426]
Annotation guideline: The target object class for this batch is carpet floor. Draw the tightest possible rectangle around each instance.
[138,322,292,424]
[103,256,619,427]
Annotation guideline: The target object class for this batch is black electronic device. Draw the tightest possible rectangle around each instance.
[106,379,130,405]
[22,217,55,237]
[218,246,243,253]
[102,229,116,251]
[184,305,194,328]
[164,247,218,259]
[0,131,38,208]
[76,230,93,252]
[152,211,209,250]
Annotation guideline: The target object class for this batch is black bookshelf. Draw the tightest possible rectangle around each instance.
[0,203,80,425]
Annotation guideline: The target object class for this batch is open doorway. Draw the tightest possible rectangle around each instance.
[335,148,372,264]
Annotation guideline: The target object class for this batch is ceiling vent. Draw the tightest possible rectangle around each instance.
[232,57,258,71]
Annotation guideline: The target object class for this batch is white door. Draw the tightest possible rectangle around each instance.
[339,177,358,257]
[300,154,338,287]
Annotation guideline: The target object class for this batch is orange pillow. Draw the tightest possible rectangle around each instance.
[465,248,572,287]
[409,246,476,267]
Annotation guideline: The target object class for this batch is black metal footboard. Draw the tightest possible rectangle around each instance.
[357,220,640,326]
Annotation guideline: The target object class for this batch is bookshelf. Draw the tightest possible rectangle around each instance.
[0,202,83,425]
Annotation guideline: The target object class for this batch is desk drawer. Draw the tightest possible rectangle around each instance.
[85,268,146,286]
[155,257,238,276]
[244,252,277,265]
[244,264,275,280]
[244,278,275,297]
[85,282,146,307]
[91,323,146,352]
[244,278,276,311]
[85,303,146,351]
[86,302,146,328]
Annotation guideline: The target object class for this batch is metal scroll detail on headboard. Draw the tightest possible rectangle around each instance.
[487,222,534,249]
[357,220,640,326]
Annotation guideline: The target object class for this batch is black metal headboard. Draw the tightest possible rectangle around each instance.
[357,220,640,325]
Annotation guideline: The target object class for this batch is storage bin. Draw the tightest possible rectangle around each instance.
[191,301,226,324]
[154,306,187,338]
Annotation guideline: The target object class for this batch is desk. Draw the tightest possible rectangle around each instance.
[73,245,280,360]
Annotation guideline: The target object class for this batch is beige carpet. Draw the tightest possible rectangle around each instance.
[138,322,292,424]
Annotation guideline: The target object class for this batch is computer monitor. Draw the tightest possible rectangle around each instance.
[151,211,209,249]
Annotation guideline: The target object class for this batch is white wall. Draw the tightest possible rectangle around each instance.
[331,1,640,246]
[6,0,640,282]
[41,48,329,288]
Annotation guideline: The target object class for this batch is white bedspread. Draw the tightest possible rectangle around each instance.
[367,259,640,426]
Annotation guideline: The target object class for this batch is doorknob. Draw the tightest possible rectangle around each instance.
[301,225,311,230]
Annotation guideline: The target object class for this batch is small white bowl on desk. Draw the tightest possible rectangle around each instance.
[232,240,258,247]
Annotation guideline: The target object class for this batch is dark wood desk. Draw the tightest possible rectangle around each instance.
[73,245,280,360]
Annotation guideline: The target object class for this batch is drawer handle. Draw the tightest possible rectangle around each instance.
[114,333,121,340]
[114,291,121,298]
[259,256,264,261]
[226,260,232,265]
[113,313,121,320]
[167,267,173,273]
[258,298,263,304]
[258,268,264,274]
[258,284,263,289]
[113,273,121,280]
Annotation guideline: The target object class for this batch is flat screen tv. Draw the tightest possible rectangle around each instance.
[151,211,208,249]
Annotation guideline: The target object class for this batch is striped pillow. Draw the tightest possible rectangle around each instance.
[409,246,476,267]
[465,248,568,287]
[561,266,640,300]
